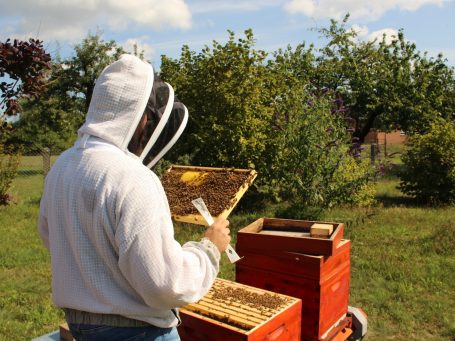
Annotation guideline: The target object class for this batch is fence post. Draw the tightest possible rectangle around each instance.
[384,133,387,157]
[370,144,376,164]
[42,147,51,178]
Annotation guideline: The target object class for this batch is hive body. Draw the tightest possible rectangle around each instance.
[178,278,302,341]
[236,218,351,341]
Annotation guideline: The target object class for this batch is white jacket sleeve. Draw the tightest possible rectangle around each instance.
[116,172,220,310]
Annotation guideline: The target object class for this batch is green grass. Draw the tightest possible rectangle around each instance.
[321,177,455,340]
[0,158,63,340]
[1,155,454,340]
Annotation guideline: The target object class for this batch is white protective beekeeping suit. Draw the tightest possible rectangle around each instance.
[38,54,220,328]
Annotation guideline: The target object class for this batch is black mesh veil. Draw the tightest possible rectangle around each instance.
[139,75,188,168]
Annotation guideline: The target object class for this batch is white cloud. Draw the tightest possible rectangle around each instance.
[348,25,455,66]
[188,0,286,14]
[351,24,369,38]
[0,0,192,42]
[367,28,400,44]
[121,37,156,61]
[350,25,400,45]
[284,0,445,21]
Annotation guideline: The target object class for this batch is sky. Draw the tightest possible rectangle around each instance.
[1,0,454,70]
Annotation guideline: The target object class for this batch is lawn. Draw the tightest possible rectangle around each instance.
[0,155,454,340]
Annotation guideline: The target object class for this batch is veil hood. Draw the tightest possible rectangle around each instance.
[78,54,188,168]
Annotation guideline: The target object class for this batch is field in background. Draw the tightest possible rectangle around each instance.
[0,154,454,340]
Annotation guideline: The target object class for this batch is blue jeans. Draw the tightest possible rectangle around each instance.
[68,324,180,341]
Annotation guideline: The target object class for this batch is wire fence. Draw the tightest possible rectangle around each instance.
[12,147,54,180]
[5,137,405,191]
[362,130,407,165]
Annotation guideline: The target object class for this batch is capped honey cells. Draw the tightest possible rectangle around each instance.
[161,168,255,217]
[181,279,295,331]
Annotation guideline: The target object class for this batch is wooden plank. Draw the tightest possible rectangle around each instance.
[169,165,254,173]
[235,249,323,280]
[178,299,302,341]
[310,223,334,238]
[236,239,350,281]
[318,266,350,335]
[201,296,274,318]
[248,299,302,341]
[178,279,302,341]
[259,230,311,237]
[235,264,350,341]
[237,231,333,256]
[182,303,258,329]
[198,300,268,325]
[321,240,351,280]
[178,309,248,341]
[263,217,314,230]
[233,217,263,233]
[214,277,296,298]
[194,300,266,324]
[237,218,345,256]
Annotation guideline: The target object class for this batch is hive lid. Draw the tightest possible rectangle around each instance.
[160,165,257,225]
[237,217,344,257]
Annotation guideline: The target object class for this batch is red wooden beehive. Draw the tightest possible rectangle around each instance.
[178,278,302,341]
[235,218,351,341]
[235,218,344,257]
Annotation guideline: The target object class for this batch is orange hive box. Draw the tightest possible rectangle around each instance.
[178,278,302,341]
[236,218,344,257]
[236,218,350,341]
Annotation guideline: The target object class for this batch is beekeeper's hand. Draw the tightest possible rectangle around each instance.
[204,217,231,253]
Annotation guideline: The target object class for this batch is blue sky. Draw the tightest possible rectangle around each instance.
[1,0,454,70]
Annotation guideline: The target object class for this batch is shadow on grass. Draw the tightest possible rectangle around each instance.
[375,193,420,208]
[417,224,455,256]
[28,197,42,205]
[374,164,423,208]
[16,169,43,176]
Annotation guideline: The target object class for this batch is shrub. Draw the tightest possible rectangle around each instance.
[160,30,376,210]
[399,120,455,204]
[0,145,21,205]
[271,89,376,209]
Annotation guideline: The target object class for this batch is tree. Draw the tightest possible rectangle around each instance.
[7,90,81,153]
[0,38,51,137]
[0,38,51,204]
[160,30,273,172]
[268,46,375,211]
[6,34,126,152]
[313,15,455,141]
[399,120,455,204]
[0,144,20,205]
[160,30,375,211]
[0,38,51,116]
[54,33,125,113]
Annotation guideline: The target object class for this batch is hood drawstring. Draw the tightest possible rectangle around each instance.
[78,134,90,149]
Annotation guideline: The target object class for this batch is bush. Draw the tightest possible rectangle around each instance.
[0,145,21,205]
[271,89,376,209]
[160,30,272,172]
[160,30,376,210]
[399,120,455,204]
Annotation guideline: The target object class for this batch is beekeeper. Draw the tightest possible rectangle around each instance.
[38,54,231,341]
